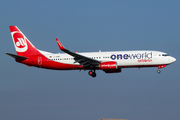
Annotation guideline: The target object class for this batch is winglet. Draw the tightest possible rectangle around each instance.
[56,38,65,51]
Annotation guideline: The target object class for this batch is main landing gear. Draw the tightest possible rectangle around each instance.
[88,70,96,78]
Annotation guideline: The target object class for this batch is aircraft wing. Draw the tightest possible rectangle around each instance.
[56,38,101,68]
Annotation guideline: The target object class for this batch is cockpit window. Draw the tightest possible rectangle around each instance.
[162,54,169,56]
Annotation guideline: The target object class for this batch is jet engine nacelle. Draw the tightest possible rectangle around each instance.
[100,61,117,70]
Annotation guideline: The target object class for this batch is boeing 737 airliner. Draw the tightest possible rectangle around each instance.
[6,26,176,77]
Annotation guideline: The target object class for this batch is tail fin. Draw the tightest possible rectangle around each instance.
[9,26,41,57]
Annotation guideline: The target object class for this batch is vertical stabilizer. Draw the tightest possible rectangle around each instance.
[9,26,41,57]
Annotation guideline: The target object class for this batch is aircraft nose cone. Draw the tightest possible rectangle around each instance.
[172,57,176,62]
[171,57,176,63]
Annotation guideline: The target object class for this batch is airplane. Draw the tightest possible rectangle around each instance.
[6,26,176,77]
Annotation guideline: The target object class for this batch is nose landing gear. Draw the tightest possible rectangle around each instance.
[157,65,166,74]
[88,70,96,77]
[157,69,161,74]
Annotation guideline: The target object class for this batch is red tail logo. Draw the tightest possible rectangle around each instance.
[12,31,28,52]
[9,26,42,56]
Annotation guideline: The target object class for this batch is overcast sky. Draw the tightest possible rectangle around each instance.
[0,1,180,120]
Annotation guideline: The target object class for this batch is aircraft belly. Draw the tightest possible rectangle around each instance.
[116,59,160,68]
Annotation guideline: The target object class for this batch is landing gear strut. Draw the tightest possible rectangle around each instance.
[88,70,96,77]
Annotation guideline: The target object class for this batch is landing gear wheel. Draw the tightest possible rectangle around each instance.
[157,70,161,74]
[88,70,96,77]
[88,71,93,76]
[91,72,96,77]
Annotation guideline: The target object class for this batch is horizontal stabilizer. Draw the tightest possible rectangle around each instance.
[5,53,28,60]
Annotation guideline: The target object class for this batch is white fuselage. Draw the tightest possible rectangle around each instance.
[41,50,176,68]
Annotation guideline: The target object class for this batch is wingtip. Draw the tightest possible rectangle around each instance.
[56,38,65,50]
